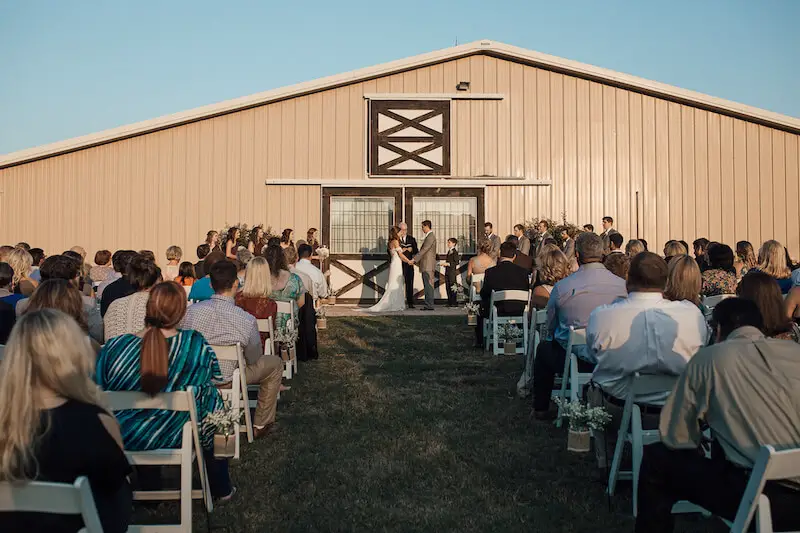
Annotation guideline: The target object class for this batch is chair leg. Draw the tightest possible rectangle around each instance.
[181,436,194,528]
[555,353,571,428]
[631,405,644,518]
[607,404,633,496]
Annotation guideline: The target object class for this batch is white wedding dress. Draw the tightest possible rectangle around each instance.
[365,246,407,312]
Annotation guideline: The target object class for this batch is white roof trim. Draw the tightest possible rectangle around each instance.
[3,39,798,168]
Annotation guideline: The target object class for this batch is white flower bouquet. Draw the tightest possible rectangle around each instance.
[275,326,299,360]
[206,400,242,458]
[553,398,612,432]
[316,246,330,260]
[463,302,480,315]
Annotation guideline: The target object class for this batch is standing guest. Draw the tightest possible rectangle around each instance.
[664,255,702,307]
[224,228,239,260]
[531,248,570,309]
[97,282,234,499]
[441,238,460,307]
[294,244,329,300]
[625,239,646,258]
[599,216,618,252]
[737,271,800,342]
[194,243,211,280]
[663,240,688,264]
[692,238,710,271]
[608,233,624,254]
[0,309,132,533]
[90,250,114,284]
[506,235,533,272]
[534,220,553,257]
[8,248,38,297]
[183,263,283,439]
[477,242,530,347]
[583,224,595,233]
[398,223,419,308]
[283,246,318,361]
[513,224,531,255]
[206,230,221,252]
[163,246,182,281]
[236,257,278,349]
[305,228,320,253]
[602,251,630,280]
[756,239,793,294]
[586,253,708,466]
[484,222,501,258]
[532,232,628,419]
[100,252,141,316]
[0,262,25,308]
[561,228,576,267]
[247,226,266,255]
[280,228,294,250]
[103,256,161,342]
[635,298,800,533]
[700,242,738,296]
[29,248,45,282]
[98,250,136,304]
[187,251,226,302]
[265,244,306,330]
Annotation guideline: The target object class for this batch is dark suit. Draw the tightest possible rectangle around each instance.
[0,300,15,344]
[513,251,534,273]
[400,234,418,307]
[194,260,206,280]
[444,247,460,306]
[476,260,530,344]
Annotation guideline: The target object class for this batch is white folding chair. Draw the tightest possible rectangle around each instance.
[702,294,735,311]
[275,300,298,378]
[607,373,679,516]
[105,387,212,532]
[469,273,485,304]
[729,444,800,533]
[210,343,252,446]
[0,476,103,533]
[555,327,592,428]
[490,290,530,356]
[517,309,548,397]
[0,344,5,361]
[256,317,276,357]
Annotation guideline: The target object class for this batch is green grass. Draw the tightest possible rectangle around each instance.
[139,316,725,532]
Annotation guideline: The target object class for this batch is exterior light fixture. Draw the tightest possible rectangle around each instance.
[456,81,470,91]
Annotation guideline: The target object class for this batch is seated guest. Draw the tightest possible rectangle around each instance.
[737,271,800,342]
[639,238,649,251]
[532,232,627,419]
[163,245,182,281]
[734,240,758,277]
[608,232,624,254]
[265,244,306,331]
[194,244,211,279]
[97,282,234,500]
[692,237,710,271]
[467,239,496,281]
[786,286,800,322]
[206,230,221,252]
[0,245,13,262]
[586,253,708,465]
[29,247,45,282]
[506,235,533,272]
[188,251,226,302]
[664,255,702,308]
[0,263,17,343]
[65,248,92,296]
[700,242,738,296]
[282,246,319,361]
[0,309,132,533]
[174,262,196,289]
[662,240,687,264]
[293,244,329,300]
[8,248,38,297]
[97,250,133,302]
[602,251,630,280]
[236,257,278,349]
[26,279,102,352]
[635,298,800,533]
[104,256,161,341]
[100,251,140,316]
[625,239,645,258]
[476,242,530,347]
[183,262,283,438]
[138,250,156,263]
[0,262,25,307]
[284,245,313,295]
[266,236,281,249]
[90,250,114,284]
[236,248,253,267]
[18,255,104,343]
[531,249,570,309]
[756,239,793,293]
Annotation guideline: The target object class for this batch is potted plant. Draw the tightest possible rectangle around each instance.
[205,401,241,459]
[327,288,339,305]
[316,305,328,330]
[553,398,612,453]
[499,323,524,355]
[464,302,480,326]
[275,326,299,362]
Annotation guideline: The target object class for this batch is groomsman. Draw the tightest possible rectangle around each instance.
[600,216,618,253]
[398,222,418,308]
[535,220,553,257]
[513,224,531,255]
[484,222,501,258]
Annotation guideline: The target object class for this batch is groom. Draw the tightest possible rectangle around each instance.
[411,220,437,311]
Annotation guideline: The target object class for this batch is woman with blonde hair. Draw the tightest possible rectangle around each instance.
[235,256,278,350]
[532,248,570,308]
[664,255,702,307]
[467,239,497,281]
[756,239,792,293]
[7,247,38,296]
[0,309,132,532]
[163,245,182,281]
[663,240,688,263]
[625,239,646,258]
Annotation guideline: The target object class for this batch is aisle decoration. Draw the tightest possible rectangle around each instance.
[275,326,299,361]
[464,302,480,326]
[206,401,241,458]
[316,305,328,330]
[553,398,612,453]
[499,323,524,355]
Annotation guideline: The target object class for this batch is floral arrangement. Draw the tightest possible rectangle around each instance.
[205,400,241,437]
[316,305,327,318]
[316,246,330,260]
[274,326,299,348]
[450,283,468,302]
[553,398,612,432]
[498,323,524,344]
[464,302,480,315]
[522,212,584,250]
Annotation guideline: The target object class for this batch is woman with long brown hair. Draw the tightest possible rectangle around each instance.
[280,228,294,250]
[737,271,799,341]
[734,240,758,277]
[664,255,702,307]
[206,230,221,252]
[96,281,234,500]
[248,225,267,255]
[0,309,132,532]
[25,278,101,353]
[225,227,240,260]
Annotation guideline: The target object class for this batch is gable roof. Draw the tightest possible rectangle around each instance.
[3,39,799,169]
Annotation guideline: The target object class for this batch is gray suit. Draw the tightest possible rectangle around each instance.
[601,228,619,253]
[413,231,437,308]
[487,233,501,258]
[517,235,531,256]
[562,237,575,261]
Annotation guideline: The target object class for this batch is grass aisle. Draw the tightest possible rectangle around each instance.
[163,316,724,532]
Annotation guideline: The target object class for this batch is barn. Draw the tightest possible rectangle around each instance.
[1,39,799,303]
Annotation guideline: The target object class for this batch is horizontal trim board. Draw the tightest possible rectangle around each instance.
[266,179,552,187]
[363,93,504,100]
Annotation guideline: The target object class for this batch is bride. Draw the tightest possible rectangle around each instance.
[365,226,412,312]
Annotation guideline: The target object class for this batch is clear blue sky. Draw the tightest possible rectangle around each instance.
[1,0,798,155]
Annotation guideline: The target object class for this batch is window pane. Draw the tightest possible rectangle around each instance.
[412,197,478,254]
[330,197,394,254]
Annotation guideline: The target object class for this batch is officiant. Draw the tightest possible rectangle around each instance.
[398,222,418,309]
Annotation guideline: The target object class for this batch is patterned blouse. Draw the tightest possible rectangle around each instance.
[269,272,305,330]
[95,329,224,450]
[701,269,738,297]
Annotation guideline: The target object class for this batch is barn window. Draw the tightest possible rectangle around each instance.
[369,100,450,176]
[411,197,478,254]
[329,197,395,254]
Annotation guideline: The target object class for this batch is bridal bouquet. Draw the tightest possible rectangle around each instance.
[316,246,330,260]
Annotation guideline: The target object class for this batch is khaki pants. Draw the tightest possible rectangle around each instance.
[244,355,283,427]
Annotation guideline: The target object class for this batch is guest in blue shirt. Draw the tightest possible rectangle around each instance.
[532,232,627,419]
[188,251,226,301]
[29,248,45,282]
[0,262,25,307]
